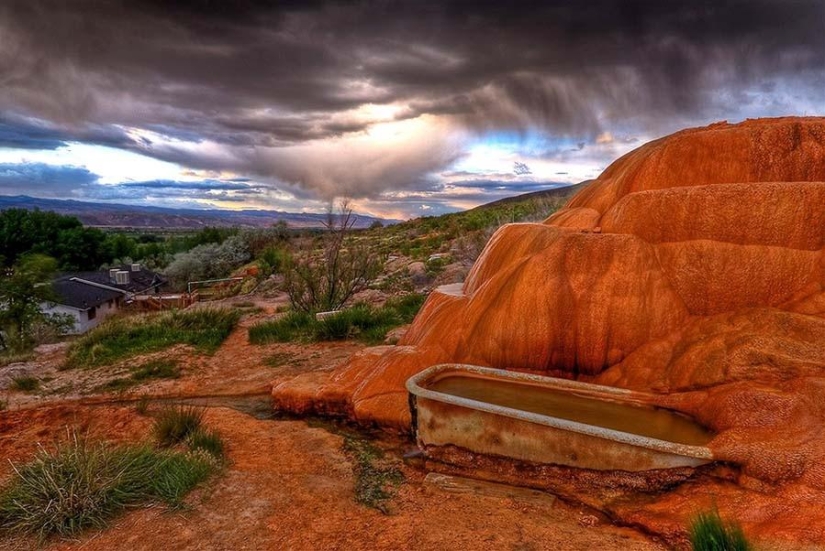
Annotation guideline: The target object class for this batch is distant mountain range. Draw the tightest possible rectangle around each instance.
[0,195,398,229]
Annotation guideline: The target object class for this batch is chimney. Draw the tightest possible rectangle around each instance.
[109,268,119,283]
[131,263,141,272]
[115,270,130,285]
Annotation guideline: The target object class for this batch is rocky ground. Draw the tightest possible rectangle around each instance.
[0,294,664,551]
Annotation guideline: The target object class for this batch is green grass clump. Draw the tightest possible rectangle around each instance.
[263,352,297,368]
[249,293,426,345]
[248,310,314,343]
[315,304,399,342]
[131,359,180,381]
[342,435,404,514]
[95,359,181,394]
[148,451,215,505]
[690,510,751,551]
[10,376,40,392]
[187,428,225,459]
[153,405,205,447]
[135,395,150,415]
[385,293,426,323]
[0,351,35,368]
[65,309,240,369]
[94,378,134,393]
[0,434,216,540]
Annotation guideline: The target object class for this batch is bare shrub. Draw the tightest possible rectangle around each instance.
[284,200,383,313]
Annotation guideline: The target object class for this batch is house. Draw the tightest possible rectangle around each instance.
[66,264,166,297]
[43,264,167,334]
[43,279,124,334]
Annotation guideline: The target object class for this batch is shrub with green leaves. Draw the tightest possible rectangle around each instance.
[65,308,240,369]
[690,510,751,551]
[0,433,216,540]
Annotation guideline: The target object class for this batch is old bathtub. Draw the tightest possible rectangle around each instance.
[406,364,714,471]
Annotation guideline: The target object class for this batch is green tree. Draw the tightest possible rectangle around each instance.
[0,254,64,352]
[0,208,110,270]
[106,233,138,262]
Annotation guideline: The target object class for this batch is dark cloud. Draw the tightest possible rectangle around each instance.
[1,0,824,206]
[0,162,98,196]
[5,1,823,131]
[0,161,270,207]
[0,114,136,151]
[513,162,532,176]
[79,178,268,203]
[118,180,260,192]
[0,116,66,150]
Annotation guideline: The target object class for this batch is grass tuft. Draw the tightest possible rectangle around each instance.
[64,309,240,369]
[248,311,313,343]
[0,433,216,540]
[147,450,216,505]
[95,359,181,394]
[690,509,751,551]
[135,395,150,416]
[131,359,180,381]
[153,405,205,447]
[263,352,297,368]
[10,376,40,392]
[249,293,425,345]
[187,428,225,459]
[0,351,35,368]
[342,435,404,514]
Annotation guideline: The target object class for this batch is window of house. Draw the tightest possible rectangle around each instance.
[88,307,97,320]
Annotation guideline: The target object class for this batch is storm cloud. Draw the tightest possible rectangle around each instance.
[1,1,824,213]
[0,162,97,196]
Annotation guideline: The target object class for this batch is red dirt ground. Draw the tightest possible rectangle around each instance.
[0,297,664,551]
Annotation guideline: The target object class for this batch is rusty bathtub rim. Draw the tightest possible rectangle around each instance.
[406,364,714,461]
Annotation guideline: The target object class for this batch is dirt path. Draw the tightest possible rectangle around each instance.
[0,297,666,550]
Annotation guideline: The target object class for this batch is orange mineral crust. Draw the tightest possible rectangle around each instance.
[273,116,825,547]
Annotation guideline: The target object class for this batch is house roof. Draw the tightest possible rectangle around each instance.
[50,279,123,310]
[65,265,167,294]
[49,265,167,310]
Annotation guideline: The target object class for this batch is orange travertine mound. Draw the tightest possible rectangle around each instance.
[273,117,825,547]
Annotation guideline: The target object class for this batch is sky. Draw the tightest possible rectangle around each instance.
[0,0,824,220]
